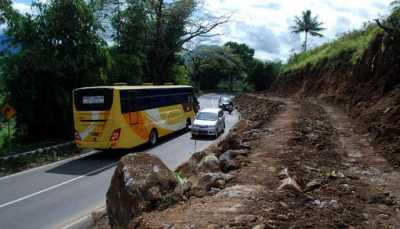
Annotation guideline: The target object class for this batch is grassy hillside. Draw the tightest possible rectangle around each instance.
[282,24,383,74]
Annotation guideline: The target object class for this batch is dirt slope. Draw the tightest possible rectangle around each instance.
[271,33,400,167]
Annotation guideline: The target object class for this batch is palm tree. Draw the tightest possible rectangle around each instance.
[392,0,400,11]
[291,10,325,52]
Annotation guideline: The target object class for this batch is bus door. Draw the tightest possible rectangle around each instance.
[121,90,139,125]
[128,92,139,125]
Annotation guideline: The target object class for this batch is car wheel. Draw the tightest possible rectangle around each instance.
[185,119,191,131]
[149,129,158,146]
[214,130,219,138]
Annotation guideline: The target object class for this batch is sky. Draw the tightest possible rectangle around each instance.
[11,0,394,61]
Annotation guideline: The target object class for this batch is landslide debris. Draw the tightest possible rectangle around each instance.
[106,153,182,228]
[99,93,400,229]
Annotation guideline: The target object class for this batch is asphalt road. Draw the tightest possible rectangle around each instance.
[0,93,238,229]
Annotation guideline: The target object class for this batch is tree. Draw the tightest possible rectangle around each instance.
[223,42,254,68]
[2,0,109,140]
[0,0,12,24]
[187,45,243,91]
[100,0,228,84]
[376,1,400,35]
[291,10,325,52]
[247,59,281,91]
[392,0,400,11]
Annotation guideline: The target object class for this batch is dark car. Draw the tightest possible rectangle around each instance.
[218,97,234,113]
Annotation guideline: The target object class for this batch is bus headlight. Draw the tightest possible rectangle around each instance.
[111,128,121,142]
[74,131,81,141]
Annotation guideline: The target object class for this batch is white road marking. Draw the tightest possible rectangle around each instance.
[0,162,117,209]
[0,150,100,182]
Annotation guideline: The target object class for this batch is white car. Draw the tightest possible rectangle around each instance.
[191,108,225,138]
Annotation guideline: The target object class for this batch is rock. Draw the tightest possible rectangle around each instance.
[175,151,208,178]
[305,180,322,192]
[207,224,220,229]
[214,179,226,189]
[197,154,220,173]
[240,142,252,150]
[276,214,289,221]
[187,176,208,198]
[219,150,248,172]
[277,177,302,193]
[313,199,339,209]
[368,193,396,206]
[378,213,390,220]
[252,224,266,229]
[278,168,290,179]
[219,158,239,172]
[106,153,179,229]
[234,215,257,225]
[188,173,234,197]
[329,170,345,179]
[279,201,288,208]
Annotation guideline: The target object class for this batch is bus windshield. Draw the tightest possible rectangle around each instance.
[74,88,113,111]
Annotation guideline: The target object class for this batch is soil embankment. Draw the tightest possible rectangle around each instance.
[271,33,400,167]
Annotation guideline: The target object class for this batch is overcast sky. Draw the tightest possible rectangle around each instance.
[12,0,394,61]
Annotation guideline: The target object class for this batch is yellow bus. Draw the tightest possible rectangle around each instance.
[73,85,197,149]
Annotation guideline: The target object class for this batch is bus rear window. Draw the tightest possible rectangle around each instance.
[74,89,113,111]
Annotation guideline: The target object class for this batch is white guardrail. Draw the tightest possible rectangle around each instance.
[0,141,74,160]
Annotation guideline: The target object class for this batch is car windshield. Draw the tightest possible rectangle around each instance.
[197,112,218,121]
[222,98,231,103]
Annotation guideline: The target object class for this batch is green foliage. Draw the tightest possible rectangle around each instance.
[247,59,281,91]
[174,171,187,185]
[172,64,190,85]
[105,0,225,84]
[283,24,382,74]
[392,0,400,11]
[107,47,144,84]
[223,42,255,68]
[2,0,109,141]
[189,45,244,91]
[0,0,12,24]
[291,10,325,51]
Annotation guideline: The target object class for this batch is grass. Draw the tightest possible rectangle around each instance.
[282,24,383,74]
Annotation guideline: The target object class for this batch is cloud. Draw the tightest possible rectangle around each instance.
[12,3,32,14]
[202,0,393,61]
[11,0,394,61]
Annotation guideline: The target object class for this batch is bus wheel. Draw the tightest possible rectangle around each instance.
[149,129,158,146]
[185,119,191,131]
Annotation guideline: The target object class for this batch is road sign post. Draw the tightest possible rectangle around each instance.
[1,104,16,154]
[7,120,11,154]
[194,139,197,154]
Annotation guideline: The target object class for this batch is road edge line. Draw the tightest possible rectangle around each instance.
[59,206,106,229]
[0,162,117,209]
[0,150,100,182]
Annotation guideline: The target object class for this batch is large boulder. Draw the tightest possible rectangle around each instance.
[197,154,220,173]
[219,150,248,172]
[106,153,179,229]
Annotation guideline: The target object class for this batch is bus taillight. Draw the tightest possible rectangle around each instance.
[74,131,81,141]
[111,129,121,142]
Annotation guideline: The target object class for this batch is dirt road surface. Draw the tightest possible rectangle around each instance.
[97,94,400,229]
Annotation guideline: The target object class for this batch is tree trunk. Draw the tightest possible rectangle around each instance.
[304,32,308,52]
[229,74,234,92]
[154,0,164,84]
